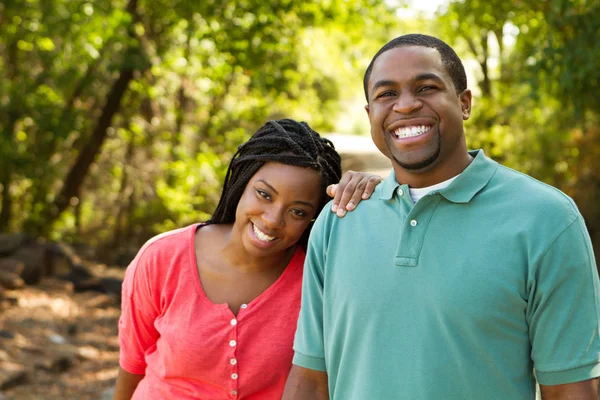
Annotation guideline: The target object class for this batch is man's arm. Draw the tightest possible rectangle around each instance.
[539,378,598,400]
[282,366,329,400]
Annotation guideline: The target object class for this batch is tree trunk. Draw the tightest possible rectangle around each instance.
[112,129,136,248]
[46,67,135,228]
[0,170,12,231]
[32,0,140,235]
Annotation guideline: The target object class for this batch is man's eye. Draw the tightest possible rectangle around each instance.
[376,91,395,98]
[418,85,436,93]
[256,189,271,200]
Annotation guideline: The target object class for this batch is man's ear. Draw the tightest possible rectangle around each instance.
[365,104,370,117]
[460,89,472,120]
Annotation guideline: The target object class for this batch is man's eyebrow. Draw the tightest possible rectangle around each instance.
[370,79,397,94]
[415,73,445,84]
[371,74,445,94]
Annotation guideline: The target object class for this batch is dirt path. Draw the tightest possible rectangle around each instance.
[0,278,120,399]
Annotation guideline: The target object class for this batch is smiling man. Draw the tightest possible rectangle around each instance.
[283,34,600,400]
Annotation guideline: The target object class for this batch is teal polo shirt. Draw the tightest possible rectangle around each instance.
[293,150,600,399]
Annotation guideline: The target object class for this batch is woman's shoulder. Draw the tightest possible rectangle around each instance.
[127,224,199,273]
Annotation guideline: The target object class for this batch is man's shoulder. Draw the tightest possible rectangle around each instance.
[483,164,583,242]
[492,163,579,216]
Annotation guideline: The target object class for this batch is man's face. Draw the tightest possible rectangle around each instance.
[365,46,471,185]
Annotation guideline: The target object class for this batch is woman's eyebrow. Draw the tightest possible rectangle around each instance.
[256,179,316,208]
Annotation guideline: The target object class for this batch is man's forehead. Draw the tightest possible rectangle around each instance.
[370,46,445,80]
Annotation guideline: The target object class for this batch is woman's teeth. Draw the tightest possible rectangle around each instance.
[253,224,275,242]
[394,125,431,138]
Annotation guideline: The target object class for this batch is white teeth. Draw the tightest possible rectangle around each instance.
[253,223,275,242]
[393,125,431,139]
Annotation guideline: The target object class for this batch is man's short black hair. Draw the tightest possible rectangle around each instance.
[363,34,467,101]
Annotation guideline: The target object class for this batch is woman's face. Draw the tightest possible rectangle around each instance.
[234,162,322,257]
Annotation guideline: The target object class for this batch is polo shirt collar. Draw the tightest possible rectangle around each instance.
[378,150,498,203]
[379,169,401,200]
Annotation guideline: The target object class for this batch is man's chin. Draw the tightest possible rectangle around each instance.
[392,150,440,172]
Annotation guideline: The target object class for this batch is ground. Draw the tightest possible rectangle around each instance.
[0,277,122,400]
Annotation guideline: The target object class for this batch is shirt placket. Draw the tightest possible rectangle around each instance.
[228,303,247,398]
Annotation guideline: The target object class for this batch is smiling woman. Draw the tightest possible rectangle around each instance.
[112,119,382,400]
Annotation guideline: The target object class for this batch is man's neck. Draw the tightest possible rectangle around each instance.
[393,151,473,188]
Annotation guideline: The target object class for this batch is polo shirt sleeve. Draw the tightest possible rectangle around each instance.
[292,213,328,372]
[527,215,600,385]
[118,247,161,375]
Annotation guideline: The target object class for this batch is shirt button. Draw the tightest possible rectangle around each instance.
[232,373,238,380]
[229,340,236,347]
[397,188,404,196]
[240,304,248,309]
[410,219,418,227]
[230,319,237,326]
[230,358,237,365]
[231,390,238,396]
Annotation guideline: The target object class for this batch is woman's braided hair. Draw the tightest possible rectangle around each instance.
[207,118,342,247]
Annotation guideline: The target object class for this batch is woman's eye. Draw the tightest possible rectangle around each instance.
[256,189,271,200]
[290,209,308,218]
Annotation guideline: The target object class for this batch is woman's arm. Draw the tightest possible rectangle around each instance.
[327,171,383,217]
[113,367,145,400]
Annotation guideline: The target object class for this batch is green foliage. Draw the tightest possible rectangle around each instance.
[436,0,600,252]
[0,0,397,259]
[6,0,597,259]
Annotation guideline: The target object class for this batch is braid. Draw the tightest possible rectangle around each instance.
[207,119,342,247]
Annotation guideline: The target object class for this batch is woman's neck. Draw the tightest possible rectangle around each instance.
[218,223,296,273]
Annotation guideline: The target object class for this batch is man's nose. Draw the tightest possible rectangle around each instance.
[393,92,422,114]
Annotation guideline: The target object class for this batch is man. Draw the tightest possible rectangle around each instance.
[283,34,600,399]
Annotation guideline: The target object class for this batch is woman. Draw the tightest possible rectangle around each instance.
[114,119,381,399]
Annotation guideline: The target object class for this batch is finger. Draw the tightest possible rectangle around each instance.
[361,176,383,199]
[336,176,365,214]
[326,184,337,199]
[331,171,354,213]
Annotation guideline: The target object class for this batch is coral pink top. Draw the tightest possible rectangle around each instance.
[118,224,304,399]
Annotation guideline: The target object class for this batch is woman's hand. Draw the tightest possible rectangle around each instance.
[326,171,383,217]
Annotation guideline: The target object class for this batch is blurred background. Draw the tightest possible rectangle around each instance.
[1,0,599,262]
[0,0,598,397]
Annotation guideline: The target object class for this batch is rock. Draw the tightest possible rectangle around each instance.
[0,258,25,276]
[0,330,14,339]
[101,386,115,400]
[74,277,105,293]
[0,361,27,390]
[62,265,106,293]
[80,292,115,309]
[10,243,54,285]
[35,343,78,373]
[100,277,123,298]
[47,242,79,276]
[77,346,100,360]
[0,233,30,256]
[0,269,25,289]
[48,334,67,344]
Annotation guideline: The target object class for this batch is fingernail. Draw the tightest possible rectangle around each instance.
[346,202,355,210]
[362,192,370,199]
[331,204,338,212]
[337,209,346,217]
